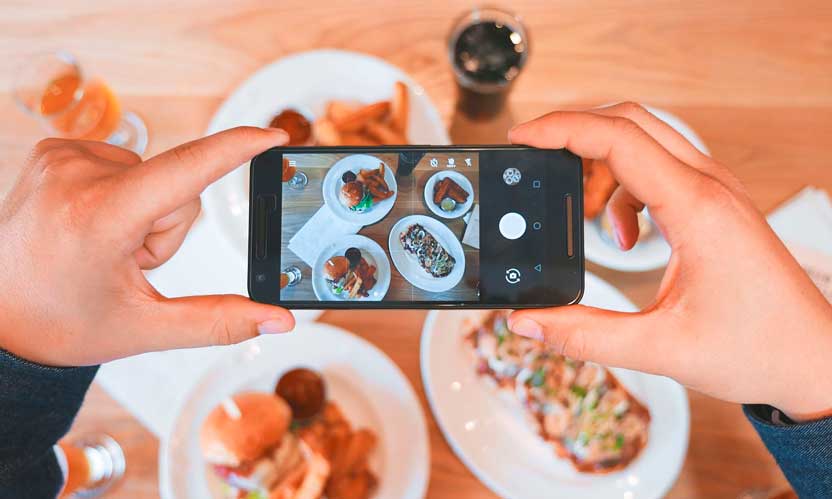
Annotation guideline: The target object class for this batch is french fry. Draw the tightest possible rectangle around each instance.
[332,101,391,133]
[390,81,409,136]
[341,132,379,146]
[326,100,358,122]
[364,120,406,145]
[313,118,342,146]
[331,429,377,479]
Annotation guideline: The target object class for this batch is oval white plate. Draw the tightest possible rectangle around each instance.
[322,154,398,225]
[312,234,391,301]
[423,170,474,219]
[388,214,465,292]
[201,49,450,258]
[160,322,429,499]
[584,105,709,272]
[421,273,690,499]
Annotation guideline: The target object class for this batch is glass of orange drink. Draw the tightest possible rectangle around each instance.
[55,434,125,498]
[13,51,148,154]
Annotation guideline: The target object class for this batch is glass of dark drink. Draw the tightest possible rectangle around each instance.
[448,7,529,120]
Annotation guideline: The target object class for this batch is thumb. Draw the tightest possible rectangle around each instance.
[507,306,665,373]
[143,294,295,351]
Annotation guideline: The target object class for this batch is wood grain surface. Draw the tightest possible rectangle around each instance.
[3,0,831,498]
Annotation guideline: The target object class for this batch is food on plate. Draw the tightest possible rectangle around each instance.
[269,109,313,146]
[399,224,456,278]
[200,369,378,499]
[390,81,408,134]
[276,368,327,421]
[599,209,654,246]
[331,101,391,133]
[583,160,617,219]
[432,177,470,212]
[364,120,405,145]
[310,82,410,146]
[323,248,378,299]
[467,311,651,473]
[337,162,395,213]
[440,198,456,212]
[339,182,368,212]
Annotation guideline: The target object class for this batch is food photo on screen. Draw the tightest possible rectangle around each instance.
[279,151,481,304]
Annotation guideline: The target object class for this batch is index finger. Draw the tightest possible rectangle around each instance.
[118,127,288,222]
[509,111,705,215]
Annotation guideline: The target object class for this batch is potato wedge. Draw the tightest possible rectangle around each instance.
[364,120,406,145]
[390,81,409,136]
[332,101,391,133]
[326,100,357,122]
[313,118,342,146]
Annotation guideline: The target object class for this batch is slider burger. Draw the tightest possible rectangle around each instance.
[339,181,373,212]
[323,256,349,293]
[200,392,329,499]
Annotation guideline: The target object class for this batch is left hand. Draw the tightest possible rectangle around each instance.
[0,127,295,367]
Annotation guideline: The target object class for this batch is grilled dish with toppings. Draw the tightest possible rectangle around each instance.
[467,311,650,473]
[399,224,456,278]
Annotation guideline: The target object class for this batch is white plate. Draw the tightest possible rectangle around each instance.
[388,214,465,292]
[421,273,690,499]
[312,234,391,301]
[322,154,398,225]
[585,105,709,272]
[161,322,429,499]
[202,49,451,257]
[423,170,474,219]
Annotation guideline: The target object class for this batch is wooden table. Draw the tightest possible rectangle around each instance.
[2,1,831,497]
[280,152,480,302]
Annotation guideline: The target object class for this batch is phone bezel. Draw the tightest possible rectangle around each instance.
[248,145,584,309]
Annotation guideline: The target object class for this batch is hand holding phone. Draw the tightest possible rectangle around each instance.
[249,145,584,309]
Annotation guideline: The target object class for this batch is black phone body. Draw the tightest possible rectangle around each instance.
[249,145,583,309]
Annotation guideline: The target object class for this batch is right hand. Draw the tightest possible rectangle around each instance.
[508,103,832,421]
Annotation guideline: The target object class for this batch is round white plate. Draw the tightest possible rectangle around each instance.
[388,214,465,292]
[322,154,398,225]
[312,234,391,301]
[423,170,474,219]
[201,49,451,257]
[161,322,429,499]
[584,105,709,272]
[421,273,690,499]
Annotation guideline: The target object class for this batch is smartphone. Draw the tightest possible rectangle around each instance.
[248,145,583,309]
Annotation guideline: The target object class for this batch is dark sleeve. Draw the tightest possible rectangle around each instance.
[0,348,98,499]
[744,404,832,499]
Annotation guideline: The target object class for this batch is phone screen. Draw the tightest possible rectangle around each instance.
[250,146,583,308]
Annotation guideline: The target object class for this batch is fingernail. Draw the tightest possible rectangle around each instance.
[510,318,543,341]
[257,318,290,335]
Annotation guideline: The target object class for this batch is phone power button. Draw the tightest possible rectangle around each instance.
[499,212,526,240]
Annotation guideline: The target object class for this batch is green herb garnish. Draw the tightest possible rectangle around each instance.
[349,192,374,212]
[570,385,587,398]
[614,434,625,450]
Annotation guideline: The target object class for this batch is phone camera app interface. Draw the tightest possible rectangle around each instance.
[279,151,481,303]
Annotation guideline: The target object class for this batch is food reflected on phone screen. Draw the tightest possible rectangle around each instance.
[279,151,481,303]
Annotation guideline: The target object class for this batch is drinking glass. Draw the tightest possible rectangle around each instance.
[13,51,148,154]
[280,266,303,289]
[282,156,308,190]
[448,7,529,120]
[56,434,125,498]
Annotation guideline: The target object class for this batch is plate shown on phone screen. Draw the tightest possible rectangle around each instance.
[388,215,466,292]
[322,154,398,225]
